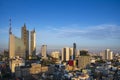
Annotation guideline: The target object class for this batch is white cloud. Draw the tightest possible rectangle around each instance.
[45,24,120,39]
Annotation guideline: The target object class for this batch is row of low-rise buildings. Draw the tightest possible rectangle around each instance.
[15,63,48,77]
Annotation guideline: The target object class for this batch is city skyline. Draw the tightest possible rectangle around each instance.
[0,0,120,52]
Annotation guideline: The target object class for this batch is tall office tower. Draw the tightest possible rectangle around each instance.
[41,45,47,58]
[109,51,113,60]
[9,27,25,59]
[30,29,36,56]
[73,43,76,60]
[70,48,73,60]
[105,49,110,60]
[21,24,29,59]
[105,49,113,60]
[62,47,70,61]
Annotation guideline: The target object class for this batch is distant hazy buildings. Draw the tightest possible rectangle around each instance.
[80,50,89,56]
[41,45,47,58]
[21,24,29,59]
[30,29,36,56]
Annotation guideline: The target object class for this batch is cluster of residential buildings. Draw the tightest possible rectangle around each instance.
[0,23,120,80]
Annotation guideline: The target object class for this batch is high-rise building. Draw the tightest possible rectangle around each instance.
[70,48,73,60]
[105,49,113,60]
[109,51,113,60]
[73,43,76,60]
[9,27,25,59]
[105,49,110,59]
[30,29,36,56]
[62,47,70,61]
[78,56,90,69]
[21,24,29,59]
[41,45,47,58]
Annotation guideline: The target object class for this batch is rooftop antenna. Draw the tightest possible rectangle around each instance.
[9,18,12,34]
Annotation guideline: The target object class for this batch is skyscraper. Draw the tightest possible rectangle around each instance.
[73,43,76,60]
[41,45,47,58]
[62,47,70,61]
[21,24,29,59]
[109,51,113,60]
[70,48,73,60]
[9,27,25,59]
[105,49,113,60]
[30,29,36,56]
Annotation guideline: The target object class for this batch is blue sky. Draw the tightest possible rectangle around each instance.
[0,0,120,51]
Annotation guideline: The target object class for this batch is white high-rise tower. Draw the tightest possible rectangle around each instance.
[41,45,47,58]
[105,49,113,60]
[30,29,36,56]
